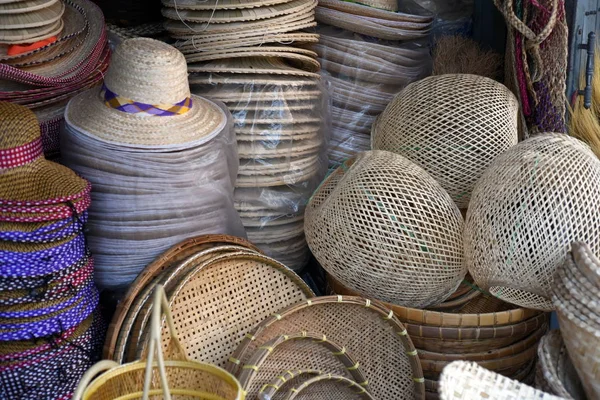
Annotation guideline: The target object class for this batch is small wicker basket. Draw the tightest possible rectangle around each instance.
[73,285,244,400]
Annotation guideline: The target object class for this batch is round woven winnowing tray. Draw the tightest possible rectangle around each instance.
[258,370,321,400]
[237,332,369,398]
[175,33,319,53]
[238,154,319,174]
[103,234,261,360]
[241,213,304,228]
[162,0,316,22]
[282,374,375,400]
[0,0,58,14]
[237,136,322,158]
[187,57,321,78]
[185,45,318,62]
[0,0,63,28]
[315,7,430,41]
[190,73,319,87]
[236,164,320,188]
[327,274,541,328]
[317,44,426,77]
[164,9,315,35]
[320,57,415,85]
[229,296,425,400]
[187,51,320,73]
[115,245,260,364]
[162,0,292,9]
[246,221,306,244]
[0,17,62,43]
[317,0,433,22]
[318,34,431,67]
[135,252,315,368]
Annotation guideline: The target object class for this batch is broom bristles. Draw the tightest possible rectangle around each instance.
[569,51,600,158]
[432,35,503,80]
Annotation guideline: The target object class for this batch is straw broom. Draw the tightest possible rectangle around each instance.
[432,35,503,80]
[569,51,600,158]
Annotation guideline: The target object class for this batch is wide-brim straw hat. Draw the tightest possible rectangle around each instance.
[0,0,64,29]
[162,0,317,23]
[0,102,89,205]
[65,37,228,149]
[188,56,321,78]
[174,32,318,53]
[0,0,106,86]
[1,0,87,64]
[0,19,62,44]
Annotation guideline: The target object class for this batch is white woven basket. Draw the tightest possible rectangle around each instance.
[465,134,600,311]
[305,150,466,308]
[439,361,562,400]
[372,74,519,209]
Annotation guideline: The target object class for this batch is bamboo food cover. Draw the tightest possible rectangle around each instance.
[305,151,466,308]
[371,74,519,209]
[465,134,600,311]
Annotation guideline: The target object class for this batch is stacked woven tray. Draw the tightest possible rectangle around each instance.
[314,0,433,166]
[0,102,103,400]
[551,242,600,400]
[160,0,327,271]
[328,275,547,399]
[104,234,426,400]
[0,0,109,159]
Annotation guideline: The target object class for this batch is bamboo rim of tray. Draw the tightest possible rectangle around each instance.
[237,332,369,397]
[327,274,541,327]
[103,234,261,360]
[283,373,375,400]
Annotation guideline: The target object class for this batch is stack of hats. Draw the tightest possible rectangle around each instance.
[0,0,109,159]
[0,102,102,399]
[60,38,245,292]
[552,242,600,400]
[103,234,425,400]
[160,0,327,270]
[314,0,433,166]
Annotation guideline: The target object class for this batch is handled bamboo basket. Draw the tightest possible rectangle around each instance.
[73,285,244,400]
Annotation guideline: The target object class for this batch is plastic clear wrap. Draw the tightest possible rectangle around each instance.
[314,26,432,166]
[413,0,474,37]
[60,100,245,291]
[191,75,329,271]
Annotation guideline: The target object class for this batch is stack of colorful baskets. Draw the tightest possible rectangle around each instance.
[0,102,103,399]
[328,276,547,399]
[0,0,110,159]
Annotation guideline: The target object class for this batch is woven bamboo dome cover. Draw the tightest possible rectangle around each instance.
[465,134,600,311]
[371,74,519,209]
[438,361,562,400]
[305,151,466,308]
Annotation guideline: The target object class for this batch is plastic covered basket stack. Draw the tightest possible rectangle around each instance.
[0,0,110,159]
[314,0,433,166]
[0,102,103,399]
[101,234,426,400]
[159,0,328,270]
[60,38,245,292]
